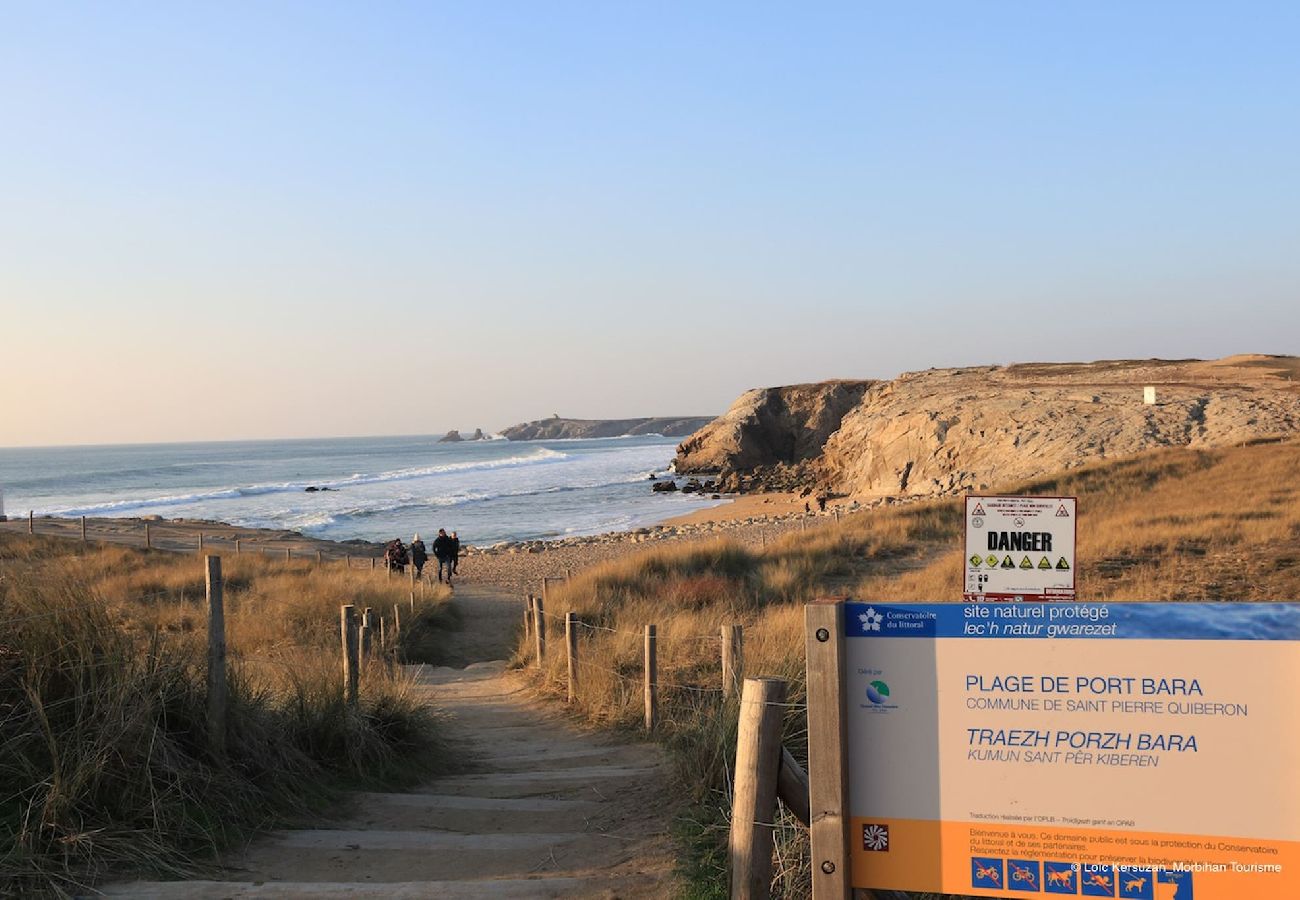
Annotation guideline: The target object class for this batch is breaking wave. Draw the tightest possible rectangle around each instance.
[48,448,570,517]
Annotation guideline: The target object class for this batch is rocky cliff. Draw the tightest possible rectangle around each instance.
[674,356,1300,497]
[673,381,874,489]
[501,416,715,441]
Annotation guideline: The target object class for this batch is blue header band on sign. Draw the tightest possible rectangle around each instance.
[843,601,1300,641]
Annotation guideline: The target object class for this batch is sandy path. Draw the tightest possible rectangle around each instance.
[103,584,676,898]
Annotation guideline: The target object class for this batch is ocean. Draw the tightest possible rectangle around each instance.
[0,434,725,545]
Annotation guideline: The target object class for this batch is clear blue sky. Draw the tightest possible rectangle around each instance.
[3,2,1298,445]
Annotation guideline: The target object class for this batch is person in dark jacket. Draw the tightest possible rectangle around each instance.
[409,534,428,578]
[450,531,461,574]
[431,529,455,584]
[385,538,407,574]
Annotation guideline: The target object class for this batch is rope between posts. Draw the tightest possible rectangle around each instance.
[569,656,728,695]
[539,612,729,643]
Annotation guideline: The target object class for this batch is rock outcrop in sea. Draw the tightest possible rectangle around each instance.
[673,355,1300,498]
[501,416,715,441]
[438,428,489,443]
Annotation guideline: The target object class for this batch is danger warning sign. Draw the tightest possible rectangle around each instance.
[963,495,1076,601]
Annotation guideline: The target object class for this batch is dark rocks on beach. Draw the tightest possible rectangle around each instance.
[648,473,658,480]
[303,486,335,493]
[651,480,678,493]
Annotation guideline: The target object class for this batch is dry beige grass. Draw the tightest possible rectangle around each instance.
[521,440,1300,898]
[0,536,455,897]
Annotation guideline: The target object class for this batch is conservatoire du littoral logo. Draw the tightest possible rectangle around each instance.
[866,680,891,705]
[858,607,883,632]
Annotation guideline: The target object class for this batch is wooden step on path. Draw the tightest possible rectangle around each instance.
[103,660,675,899]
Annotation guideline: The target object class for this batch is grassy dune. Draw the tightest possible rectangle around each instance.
[523,439,1300,898]
[0,536,455,896]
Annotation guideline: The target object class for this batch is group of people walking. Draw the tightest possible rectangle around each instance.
[384,529,460,584]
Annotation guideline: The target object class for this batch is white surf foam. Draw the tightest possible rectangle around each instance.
[47,448,569,517]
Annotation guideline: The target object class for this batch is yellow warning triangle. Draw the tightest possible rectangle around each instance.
[1056,557,1071,571]
[1037,556,1052,570]
[1001,555,1015,569]
[1019,556,1033,569]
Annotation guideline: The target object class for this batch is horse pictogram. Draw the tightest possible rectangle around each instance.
[1047,868,1074,886]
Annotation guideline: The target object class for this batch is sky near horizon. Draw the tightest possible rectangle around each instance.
[2,2,1298,447]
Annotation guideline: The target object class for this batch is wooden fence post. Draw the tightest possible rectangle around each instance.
[145,522,151,549]
[28,510,33,534]
[205,555,228,756]
[524,594,535,639]
[565,611,578,702]
[393,604,402,645]
[533,595,546,666]
[777,747,812,827]
[345,553,350,567]
[644,624,658,731]
[805,602,850,899]
[317,549,323,564]
[371,557,376,570]
[235,539,241,554]
[409,590,415,612]
[362,607,375,658]
[729,677,787,899]
[541,577,548,604]
[341,605,359,705]
[198,531,204,554]
[81,515,87,542]
[284,547,291,562]
[722,623,744,697]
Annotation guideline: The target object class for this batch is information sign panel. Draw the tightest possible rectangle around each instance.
[842,600,1300,899]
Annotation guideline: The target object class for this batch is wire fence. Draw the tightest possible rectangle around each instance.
[2,515,390,565]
